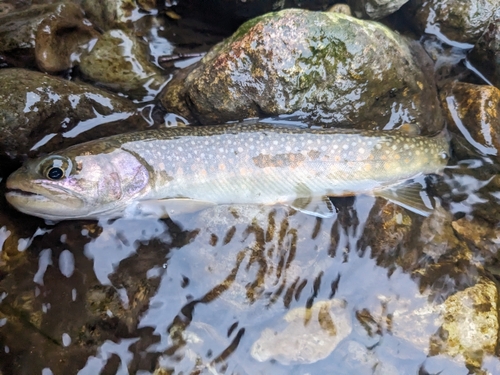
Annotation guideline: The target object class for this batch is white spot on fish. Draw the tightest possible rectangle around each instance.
[178,146,183,152]
[342,144,349,150]
[375,144,382,150]
[358,148,365,154]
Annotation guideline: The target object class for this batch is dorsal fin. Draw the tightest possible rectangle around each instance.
[398,123,420,137]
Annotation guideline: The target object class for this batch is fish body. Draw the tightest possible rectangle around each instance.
[5,123,449,220]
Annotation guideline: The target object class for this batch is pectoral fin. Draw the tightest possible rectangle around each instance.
[126,198,216,219]
[289,196,337,218]
[375,182,434,217]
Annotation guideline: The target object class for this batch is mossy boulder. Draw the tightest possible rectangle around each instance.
[160,9,443,134]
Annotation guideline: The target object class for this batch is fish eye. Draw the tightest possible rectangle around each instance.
[47,167,64,180]
[39,155,72,181]
[440,151,449,160]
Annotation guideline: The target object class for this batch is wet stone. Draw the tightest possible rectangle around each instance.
[470,16,500,87]
[347,0,408,20]
[441,82,500,162]
[0,68,149,163]
[251,299,352,364]
[80,0,149,31]
[0,2,99,72]
[327,3,352,16]
[407,0,498,45]
[79,29,166,100]
[160,9,443,134]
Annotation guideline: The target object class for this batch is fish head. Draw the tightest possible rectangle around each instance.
[6,148,150,220]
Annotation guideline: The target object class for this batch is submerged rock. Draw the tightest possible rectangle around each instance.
[407,0,497,44]
[251,299,352,364]
[160,9,442,134]
[452,217,500,257]
[431,277,498,368]
[79,29,166,100]
[0,68,149,162]
[347,0,408,20]
[0,2,99,72]
[440,82,500,161]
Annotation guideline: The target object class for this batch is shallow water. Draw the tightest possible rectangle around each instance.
[1,5,500,375]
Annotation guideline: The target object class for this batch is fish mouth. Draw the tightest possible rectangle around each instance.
[5,188,41,197]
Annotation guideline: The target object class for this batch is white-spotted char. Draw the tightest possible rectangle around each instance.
[5,123,449,220]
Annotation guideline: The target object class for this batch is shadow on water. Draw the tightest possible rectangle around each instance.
[1,144,500,374]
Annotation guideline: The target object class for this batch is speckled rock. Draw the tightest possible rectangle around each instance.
[0,2,99,72]
[440,82,500,161]
[0,68,149,162]
[160,9,443,134]
[251,299,352,364]
[469,17,500,87]
[431,277,498,368]
[79,29,165,100]
[407,0,498,44]
[348,0,408,19]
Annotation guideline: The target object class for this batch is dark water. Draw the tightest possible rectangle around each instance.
[1,7,500,375]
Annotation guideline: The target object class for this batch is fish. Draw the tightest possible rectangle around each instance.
[5,122,449,221]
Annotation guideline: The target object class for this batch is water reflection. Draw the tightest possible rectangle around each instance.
[1,149,500,373]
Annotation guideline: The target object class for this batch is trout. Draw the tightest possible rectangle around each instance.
[5,123,449,220]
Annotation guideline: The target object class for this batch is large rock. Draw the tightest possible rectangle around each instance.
[440,82,500,161]
[0,69,149,163]
[160,9,443,134]
[407,0,498,45]
[0,2,99,72]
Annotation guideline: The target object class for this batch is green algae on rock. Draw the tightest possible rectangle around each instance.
[160,9,443,134]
